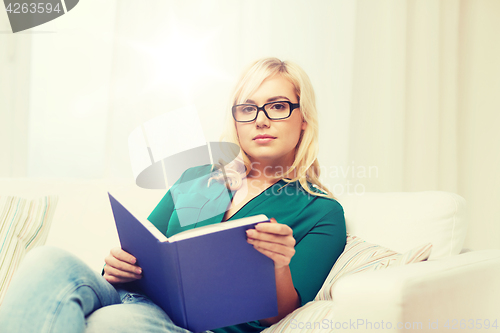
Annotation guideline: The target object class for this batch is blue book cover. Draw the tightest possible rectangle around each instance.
[108,193,278,332]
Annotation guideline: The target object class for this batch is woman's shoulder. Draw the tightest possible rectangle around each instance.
[171,164,230,197]
[282,180,344,213]
[178,164,214,180]
[308,191,343,213]
[170,164,219,187]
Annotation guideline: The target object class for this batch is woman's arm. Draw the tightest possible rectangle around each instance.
[260,265,300,326]
[245,206,346,326]
[246,218,300,325]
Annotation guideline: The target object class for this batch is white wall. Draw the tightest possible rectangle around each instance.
[458,0,500,250]
[1,0,499,251]
[24,0,117,178]
[1,0,356,182]
[0,10,31,177]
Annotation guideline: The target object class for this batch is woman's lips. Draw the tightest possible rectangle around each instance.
[254,138,275,143]
[253,135,276,143]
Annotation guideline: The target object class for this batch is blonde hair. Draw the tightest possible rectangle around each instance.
[213,57,333,199]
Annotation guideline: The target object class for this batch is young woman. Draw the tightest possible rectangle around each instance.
[0,58,346,333]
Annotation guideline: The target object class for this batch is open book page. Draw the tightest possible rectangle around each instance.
[168,214,269,242]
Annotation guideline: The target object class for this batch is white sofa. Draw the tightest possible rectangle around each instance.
[1,178,500,332]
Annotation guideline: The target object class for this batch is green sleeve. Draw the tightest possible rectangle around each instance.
[289,206,346,305]
[147,190,175,235]
[147,164,214,235]
[146,166,193,234]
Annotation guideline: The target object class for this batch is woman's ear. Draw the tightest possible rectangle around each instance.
[301,119,307,131]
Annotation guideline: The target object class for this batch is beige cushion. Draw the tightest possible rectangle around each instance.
[0,196,58,304]
[338,191,466,259]
[315,234,432,301]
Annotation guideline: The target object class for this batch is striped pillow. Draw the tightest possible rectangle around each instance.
[315,234,432,301]
[0,196,58,305]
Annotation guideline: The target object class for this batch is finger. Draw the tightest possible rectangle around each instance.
[104,264,142,280]
[104,272,139,284]
[247,238,295,258]
[246,229,296,247]
[255,222,293,236]
[110,247,137,265]
[252,245,293,268]
[105,253,142,275]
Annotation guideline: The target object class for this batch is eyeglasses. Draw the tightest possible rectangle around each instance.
[232,101,300,123]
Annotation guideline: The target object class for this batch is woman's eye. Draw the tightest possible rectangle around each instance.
[270,103,286,110]
[242,107,256,113]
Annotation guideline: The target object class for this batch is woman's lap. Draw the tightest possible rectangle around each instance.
[0,246,200,333]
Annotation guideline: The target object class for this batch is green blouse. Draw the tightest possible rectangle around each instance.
[148,165,346,333]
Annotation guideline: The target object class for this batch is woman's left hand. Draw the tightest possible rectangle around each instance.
[246,218,296,269]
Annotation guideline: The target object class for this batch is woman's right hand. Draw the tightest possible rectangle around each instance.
[103,247,142,284]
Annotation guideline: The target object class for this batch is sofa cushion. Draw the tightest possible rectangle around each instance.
[0,195,58,305]
[337,191,466,259]
[315,234,432,301]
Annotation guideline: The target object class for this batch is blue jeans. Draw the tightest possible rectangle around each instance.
[0,246,211,333]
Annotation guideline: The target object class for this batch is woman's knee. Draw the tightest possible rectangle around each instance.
[19,246,90,280]
[2,246,120,317]
[9,245,113,303]
[23,245,78,266]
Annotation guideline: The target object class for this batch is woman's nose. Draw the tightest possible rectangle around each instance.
[255,109,270,127]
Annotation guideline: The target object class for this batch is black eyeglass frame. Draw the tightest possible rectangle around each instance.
[231,101,300,123]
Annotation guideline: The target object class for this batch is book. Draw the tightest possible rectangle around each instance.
[108,193,278,332]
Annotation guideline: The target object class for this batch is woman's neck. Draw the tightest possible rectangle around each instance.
[246,161,296,184]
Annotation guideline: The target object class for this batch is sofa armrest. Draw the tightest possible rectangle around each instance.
[263,250,500,333]
[328,250,500,332]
